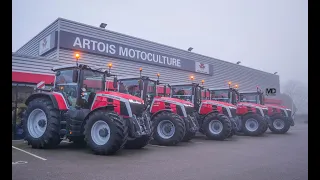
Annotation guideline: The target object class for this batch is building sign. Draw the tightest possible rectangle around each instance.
[59,31,213,75]
[195,62,210,74]
[38,32,57,56]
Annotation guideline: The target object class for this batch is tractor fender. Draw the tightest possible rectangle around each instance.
[202,110,224,120]
[25,92,62,110]
[151,109,173,120]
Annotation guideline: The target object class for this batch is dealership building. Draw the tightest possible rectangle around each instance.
[12,18,281,104]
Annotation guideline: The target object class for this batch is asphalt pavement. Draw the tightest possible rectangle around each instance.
[12,123,308,180]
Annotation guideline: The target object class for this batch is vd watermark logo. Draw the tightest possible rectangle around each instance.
[265,88,277,96]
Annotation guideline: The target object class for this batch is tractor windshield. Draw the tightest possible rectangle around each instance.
[118,79,141,98]
[83,70,105,92]
[210,89,230,103]
[240,93,260,104]
[171,85,193,102]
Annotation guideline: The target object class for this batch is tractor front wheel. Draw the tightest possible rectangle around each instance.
[152,111,186,146]
[84,110,128,155]
[242,113,266,136]
[23,98,61,149]
[268,114,290,134]
[202,113,232,140]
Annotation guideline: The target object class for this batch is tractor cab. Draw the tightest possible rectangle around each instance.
[239,89,265,105]
[52,64,118,109]
[207,87,239,105]
[170,82,203,110]
[117,75,157,106]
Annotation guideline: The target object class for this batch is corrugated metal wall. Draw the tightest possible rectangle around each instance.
[12,18,280,93]
[58,18,280,92]
[12,53,58,75]
[15,19,59,59]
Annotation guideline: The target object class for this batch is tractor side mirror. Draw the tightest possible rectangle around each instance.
[139,80,143,91]
[113,77,118,89]
[72,70,78,83]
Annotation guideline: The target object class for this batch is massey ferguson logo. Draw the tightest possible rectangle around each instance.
[199,63,206,69]
[42,38,47,48]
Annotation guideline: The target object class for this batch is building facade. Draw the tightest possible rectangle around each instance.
[12,18,280,99]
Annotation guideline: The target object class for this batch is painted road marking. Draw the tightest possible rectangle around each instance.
[12,161,28,165]
[12,146,47,161]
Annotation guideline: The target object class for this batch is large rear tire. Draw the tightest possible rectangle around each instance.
[84,110,128,155]
[242,113,266,136]
[268,114,290,134]
[23,98,61,149]
[124,135,151,149]
[152,111,186,146]
[202,113,232,140]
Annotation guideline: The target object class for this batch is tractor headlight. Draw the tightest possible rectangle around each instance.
[129,99,144,104]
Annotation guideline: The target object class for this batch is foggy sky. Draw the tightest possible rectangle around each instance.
[12,0,308,90]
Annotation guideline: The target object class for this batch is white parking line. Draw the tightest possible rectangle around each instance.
[12,146,47,161]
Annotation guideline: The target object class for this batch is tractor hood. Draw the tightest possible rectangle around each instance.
[96,91,144,104]
[265,104,290,110]
[158,97,194,107]
[202,100,237,108]
[237,102,267,109]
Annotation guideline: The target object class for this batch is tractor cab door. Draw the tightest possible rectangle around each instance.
[193,85,202,110]
[259,92,265,105]
[54,69,80,107]
[230,89,239,105]
[80,69,105,109]
[144,79,157,106]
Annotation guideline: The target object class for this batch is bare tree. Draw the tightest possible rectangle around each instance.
[282,80,308,115]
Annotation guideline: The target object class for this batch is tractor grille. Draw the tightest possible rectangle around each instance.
[281,109,287,117]
[255,108,263,116]
[263,109,268,116]
[230,108,237,117]
[129,103,145,117]
[176,105,184,116]
[287,110,292,117]
[185,106,195,115]
[222,107,229,117]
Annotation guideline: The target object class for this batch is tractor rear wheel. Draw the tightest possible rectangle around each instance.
[124,135,151,149]
[242,113,266,136]
[202,113,232,140]
[23,98,61,149]
[268,114,290,134]
[84,110,128,155]
[152,111,186,146]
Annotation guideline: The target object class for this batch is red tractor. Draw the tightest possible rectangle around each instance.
[23,58,152,155]
[207,84,268,136]
[168,80,235,140]
[239,88,295,134]
[116,70,198,145]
